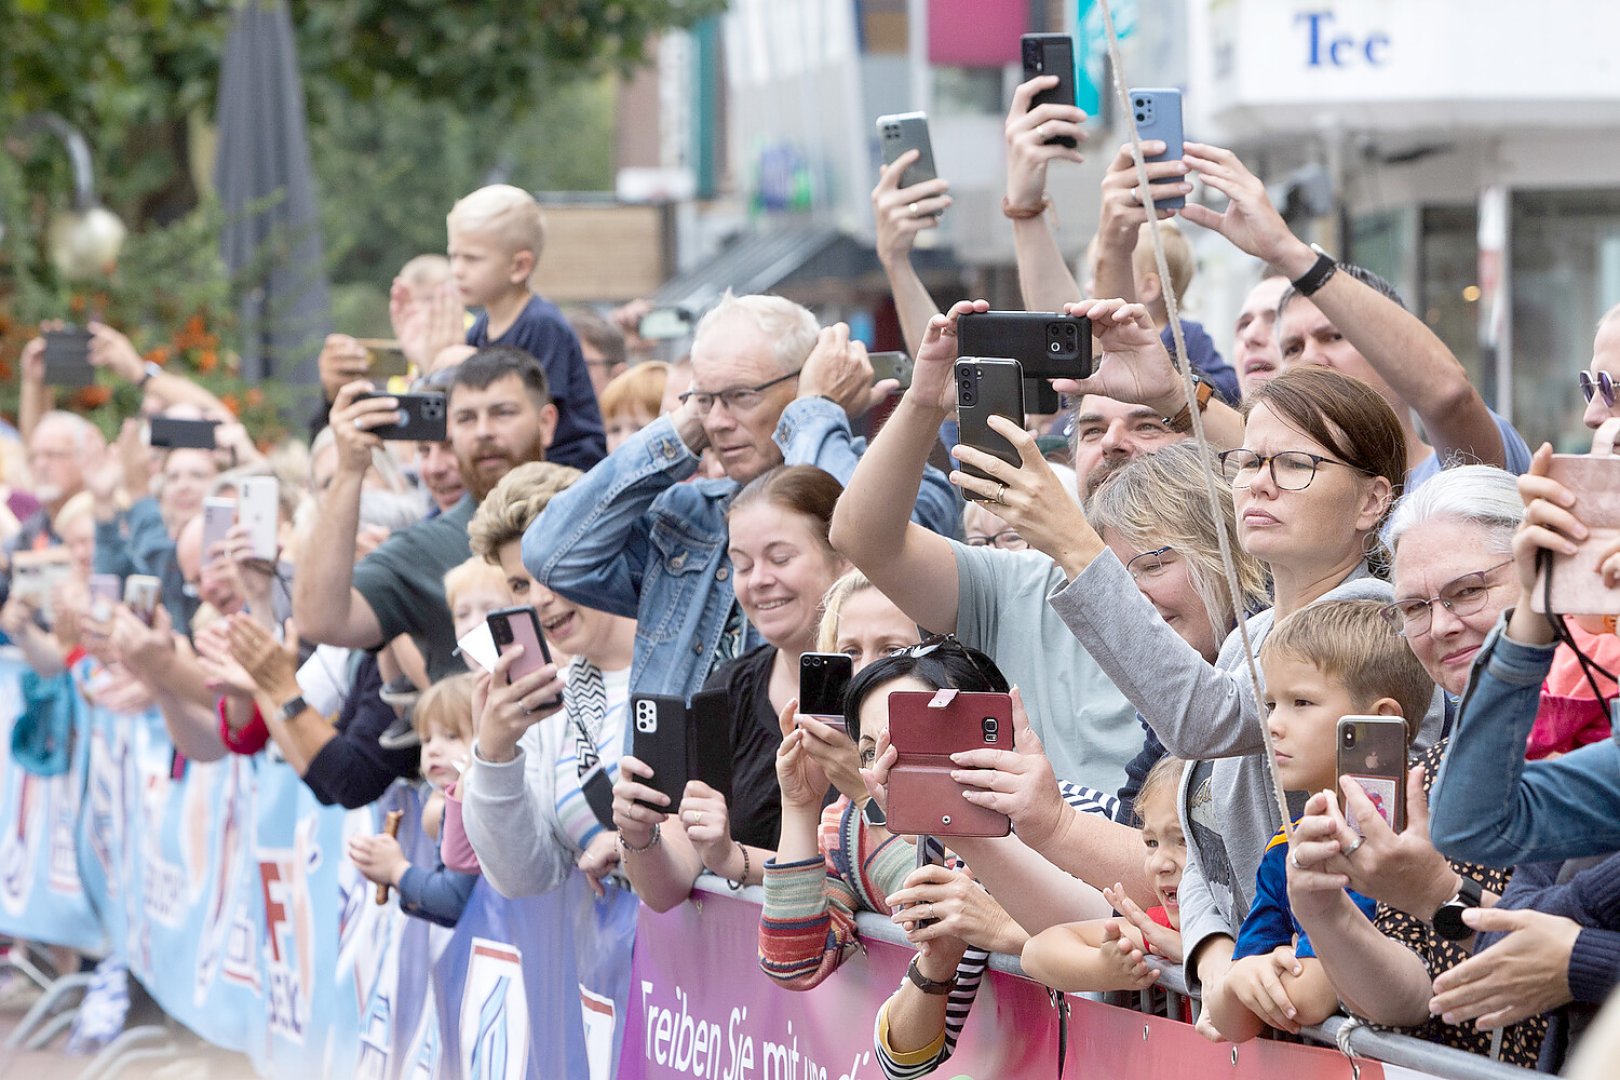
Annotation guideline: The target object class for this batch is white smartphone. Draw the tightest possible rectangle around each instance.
[201,497,236,566]
[238,476,280,562]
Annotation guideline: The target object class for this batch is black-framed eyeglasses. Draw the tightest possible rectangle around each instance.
[1580,369,1616,407]
[1218,448,1373,491]
[678,369,801,414]
[965,528,1027,551]
[1380,559,1514,637]
[1125,546,1175,580]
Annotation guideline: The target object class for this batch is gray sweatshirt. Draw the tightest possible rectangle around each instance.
[1047,553,1442,991]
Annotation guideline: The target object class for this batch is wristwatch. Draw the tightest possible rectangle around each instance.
[1432,875,1484,941]
[1163,374,1214,434]
[277,694,308,724]
[1290,243,1338,298]
[905,954,956,995]
[139,360,164,387]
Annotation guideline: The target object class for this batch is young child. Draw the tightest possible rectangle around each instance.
[1204,599,1435,1042]
[348,674,481,927]
[448,185,605,470]
[437,557,511,873]
[1021,755,1188,997]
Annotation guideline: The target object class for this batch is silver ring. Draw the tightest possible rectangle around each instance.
[908,201,920,217]
[1037,122,1049,139]
[1287,849,1302,870]
[523,702,535,715]
[1344,835,1364,857]
[353,418,364,431]
[994,481,1008,506]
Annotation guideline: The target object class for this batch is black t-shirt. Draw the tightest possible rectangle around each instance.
[352,496,474,681]
[700,644,785,851]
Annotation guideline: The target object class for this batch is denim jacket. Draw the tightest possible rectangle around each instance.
[524,397,961,706]
[1431,610,1620,867]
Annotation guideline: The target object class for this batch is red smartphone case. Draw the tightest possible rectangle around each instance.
[885,690,1012,838]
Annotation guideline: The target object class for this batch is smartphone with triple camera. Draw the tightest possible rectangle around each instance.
[41,327,97,388]
[885,690,1013,837]
[955,358,1026,498]
[876,112,939,191]
[1127,87,1186,210]
[1021,33,1078,147]
[799,652,854,723]
[149,417,220,450]
[124,575,161,626]
[868,351,914,391]
[353,391,447,442]
[1336,716,1409,834]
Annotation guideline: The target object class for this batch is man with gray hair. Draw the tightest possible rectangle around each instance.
[3,411,106,601]
[526,291,959,698]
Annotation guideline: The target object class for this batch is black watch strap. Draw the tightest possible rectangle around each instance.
[1432,875,1485,941]
[1291,244,1338,298]
[277,694,308,724]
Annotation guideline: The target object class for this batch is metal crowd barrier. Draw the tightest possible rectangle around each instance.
[690,874,1536,1080]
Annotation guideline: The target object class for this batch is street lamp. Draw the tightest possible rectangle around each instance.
[12,112,127,279]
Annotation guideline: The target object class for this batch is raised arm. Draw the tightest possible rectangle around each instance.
[1004,76,1088,312]
[1092,141,1191,304]
[828,302,986,635]
[290,381,392,649]
[1181,142,1504,467]
[88,322,232,417]
[872,150,948,358]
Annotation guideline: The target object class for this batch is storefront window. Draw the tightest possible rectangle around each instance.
[1511,189,1620,450]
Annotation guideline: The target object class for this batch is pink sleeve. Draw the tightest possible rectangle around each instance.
[439,783,482,874]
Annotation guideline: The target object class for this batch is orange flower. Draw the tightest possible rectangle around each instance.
[0,360,13,382]
[144,346,169,367]
[244,387,265,408]
[75,385,111,409]
[221,393,241,417]
[69,295,87,315]
[196,349,218,373]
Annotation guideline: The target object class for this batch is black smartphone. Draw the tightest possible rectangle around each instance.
[1021,33,1078,147]
[876,112,939,191]
[41,327,96,388]
[957,312,1093,382]
[632,695,691,811]
[869,351,914,391]
[689,688,735,803]
[149,416,220,450]
[955,358,1026,497]
[800,652,854,722]
[486,605,563,709]
[354,391,447,442]
[1128,87,1186,210]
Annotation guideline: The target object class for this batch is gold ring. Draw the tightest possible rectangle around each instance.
[689,810,703,825]
[994,481,1008,505]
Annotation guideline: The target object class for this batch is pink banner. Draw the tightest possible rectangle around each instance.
[927,0,1027,67]
[623,888,1397,1080]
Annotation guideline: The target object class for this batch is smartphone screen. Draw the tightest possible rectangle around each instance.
[799,652,853,721]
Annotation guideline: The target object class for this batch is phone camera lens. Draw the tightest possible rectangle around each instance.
[1134,98,1146,107]
[1136,112,1146,122]
[1049,341,1061,353]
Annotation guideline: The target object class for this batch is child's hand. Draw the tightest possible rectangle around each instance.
[1225,948,1306,1034]
[1098,919,1158,990]
[348,833,409,888]
[1105,883,1184,964]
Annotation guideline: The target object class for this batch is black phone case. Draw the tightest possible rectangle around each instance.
[877,112,938,190]
[149,417,220,450]
[42,329,96,388]
[955,358,1026,495]
[355,391,448,442]
[689,688,734,803]
[632,695,690,812]
[799,652,854,719]
[579,764,617,830]
[1022,33,1078,148]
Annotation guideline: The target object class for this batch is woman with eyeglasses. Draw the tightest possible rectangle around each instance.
[1580,305,1620,434]
[952,359,1446,1006]
[612,465,850,911]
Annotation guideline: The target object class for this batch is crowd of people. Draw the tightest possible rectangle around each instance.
[5,66,1620,1079]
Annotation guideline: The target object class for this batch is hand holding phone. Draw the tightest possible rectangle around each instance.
[877,112,940,192]
[485,605,562,708]
[799,652,854,722]
[352,391,447,442]
[41,327,97,388]
[885,690,1013,837]
[954,358,1026,498]
[1127,88,1186,210]
[1021,34,1079,148]
[1532,420,1620,616]
[1336,717,1408,833]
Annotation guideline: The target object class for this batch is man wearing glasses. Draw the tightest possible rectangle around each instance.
[524,291,959,700]
[1581,303,1620,433]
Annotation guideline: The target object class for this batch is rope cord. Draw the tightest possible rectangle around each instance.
[1093,0,1294,840]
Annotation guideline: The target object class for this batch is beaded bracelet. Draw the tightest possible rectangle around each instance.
[727,842,751,891]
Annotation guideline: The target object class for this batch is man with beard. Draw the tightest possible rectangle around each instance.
[295,346,556,679]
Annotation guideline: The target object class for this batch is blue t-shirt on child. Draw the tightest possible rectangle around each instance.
[1233,827,1379,961]
[467,294,607,471]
